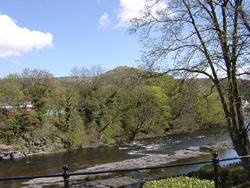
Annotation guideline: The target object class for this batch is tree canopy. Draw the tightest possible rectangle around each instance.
[0,67,227,151]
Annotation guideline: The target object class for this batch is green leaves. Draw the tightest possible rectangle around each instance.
[0,67,230,149]
[143,176,214,188]
[195,86,226,127]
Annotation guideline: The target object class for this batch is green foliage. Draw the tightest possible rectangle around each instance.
[19,69,57,115]
[0,74,24,106]
[1,112,36,144]
[140,85,170,134]
[198,164,250,187]
[54,87,80,132]
[70,67,229,143]
[64,88,78,130]
[230,169,249,186]
[198,165,231,187]
[0,70,88,151]
[54,99,87,148]
[146,75,199,130]
[118,85,170,140]
[143,176,214,188]
[15,140,29,154]
[245,162,250,177]
[63,124,86,149]
[102,125,122,144]
[195,86,226,127]
[77,85,103,128]
[198,165,215,180]
[4,117,21,144]
[0,67,231,151]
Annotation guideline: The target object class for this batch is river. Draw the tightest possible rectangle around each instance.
[0,128,240,187]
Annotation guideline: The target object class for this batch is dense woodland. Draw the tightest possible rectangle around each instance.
[0,66,235,151]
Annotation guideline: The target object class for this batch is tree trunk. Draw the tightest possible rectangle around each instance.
[230,127,250,166]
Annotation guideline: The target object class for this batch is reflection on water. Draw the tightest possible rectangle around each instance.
[147,149,240,178]
[219,149,240,166]
[121,149,240,188]
[0,128,238,188]
[0,147,136,188]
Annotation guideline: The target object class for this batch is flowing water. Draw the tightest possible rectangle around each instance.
[0,128,240,187]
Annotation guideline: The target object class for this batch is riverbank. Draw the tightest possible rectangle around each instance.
[0,126,225,161]
[0,141,111,160]
[20,139,234,188]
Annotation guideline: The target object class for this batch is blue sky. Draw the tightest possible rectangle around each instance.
[0,0,147,78]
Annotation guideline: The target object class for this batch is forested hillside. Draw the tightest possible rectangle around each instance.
[0,67,227,152]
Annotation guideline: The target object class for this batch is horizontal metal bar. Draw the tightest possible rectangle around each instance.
[0,173,62,181]
[219,155,250,162]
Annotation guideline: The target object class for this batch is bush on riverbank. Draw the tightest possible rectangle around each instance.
[143,176,214,188]
[143,163,250,188]
[198,165,231,187]
[198,164,250,187]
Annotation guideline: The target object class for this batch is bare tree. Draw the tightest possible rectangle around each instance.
[70,65,106,88]
[129,0,250,165]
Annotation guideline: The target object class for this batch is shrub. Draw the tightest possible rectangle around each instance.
[245,162,250,177]
[198,165,214,180]
[143,176,214,188]
[218,168,231,188]
[198,165,230,188]
[230,169,249,186]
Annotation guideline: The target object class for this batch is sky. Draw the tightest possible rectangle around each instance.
[0,0,149,78]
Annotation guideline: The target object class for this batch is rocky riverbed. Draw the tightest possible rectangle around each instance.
[0,141,110,161]
[0,143,64,160]
[0,144,26,160]
[20,139,234,188]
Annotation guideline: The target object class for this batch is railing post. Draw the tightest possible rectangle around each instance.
[63,164,70,188]
[212,152,219,188]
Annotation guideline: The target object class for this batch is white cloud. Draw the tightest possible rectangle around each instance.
[116,0,168,27]
[99,12,111,28]
[117,0,146,27]
[0,14,53,58]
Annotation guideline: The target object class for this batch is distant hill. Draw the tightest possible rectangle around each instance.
[53,66,250,101]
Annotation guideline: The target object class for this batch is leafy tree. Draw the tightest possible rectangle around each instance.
[195,85,226,127]
[18,69,58,122]
[129,0,250,165]
[120,85,170,140]
[97,85,124,144]
[0,74,33,143]
[71,66,105,126]
[52,87,79,132]
[0,74,24,107]
[145,75,198,130]
[64,88,79,130]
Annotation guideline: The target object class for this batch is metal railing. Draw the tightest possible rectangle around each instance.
[0,152,250,188]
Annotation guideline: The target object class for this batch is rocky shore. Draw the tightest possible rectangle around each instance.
[21,139,234,188]
[0,141,110,160]
[0,144,26,160]
[0,142,64,160]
